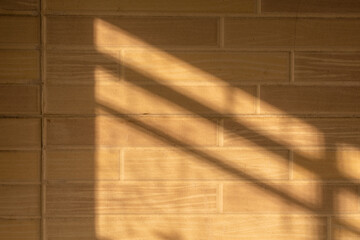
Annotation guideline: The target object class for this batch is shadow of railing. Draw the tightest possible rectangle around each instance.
[45,15,360,240]
[88,17,360,239]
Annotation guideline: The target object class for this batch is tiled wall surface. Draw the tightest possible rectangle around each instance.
[1,0,360,239]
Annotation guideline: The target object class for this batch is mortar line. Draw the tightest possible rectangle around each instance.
[327,216,332,240]
[257,0,262,14]
[42,45,360,52]
[40,0,47,239]
[43,11,360,18]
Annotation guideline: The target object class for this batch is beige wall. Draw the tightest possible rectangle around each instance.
[1,0,360,239]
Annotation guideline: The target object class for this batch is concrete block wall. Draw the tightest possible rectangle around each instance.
[1,0,360,239]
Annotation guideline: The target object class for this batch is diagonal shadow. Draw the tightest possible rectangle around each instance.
[86,17,360,239]
[45,16,360,240]
[95,66,360,237]
[101,53,360,186]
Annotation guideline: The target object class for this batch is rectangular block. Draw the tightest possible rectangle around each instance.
[45,86,94,114]
[0,118,41,148]
[46,85,256,114]
[293,149,360,180]
[223,183,358,213]
[0,151,40,181]
[262,0,360,14]
[47,215,327,240]
[46,182,217,215]
[0,219,40,240]
[46,150,120,180]
[0,0,38,14]
[46,116,217,147]
[46,0,256,13]
[0,185,40,216]
[46,50,118,84]
[47,16,218,47]
[123,50,290,83]
[0,50,39,83]
[224,18,360,49]
[295,52,360,82]
[223,117,360,147]
[0,16,39,46]
[0,85,39,114]
[260,86,360,113]
[124,148,289,180]
[332,217,360,240]
[225,18,295,48]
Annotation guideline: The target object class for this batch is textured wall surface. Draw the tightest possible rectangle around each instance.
[1,0,360,239]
